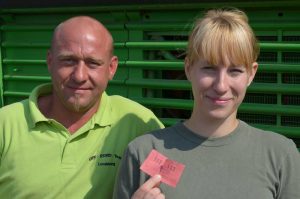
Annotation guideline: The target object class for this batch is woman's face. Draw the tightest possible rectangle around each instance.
[185,58,257,121]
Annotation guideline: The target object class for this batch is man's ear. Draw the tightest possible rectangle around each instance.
[46,50,52,73]
[108,56,118,80]
[184,57,192,81]
[247,62,258,86]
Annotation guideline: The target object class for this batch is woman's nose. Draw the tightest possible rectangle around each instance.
[213,71,229,94]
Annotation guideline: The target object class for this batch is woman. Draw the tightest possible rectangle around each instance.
[114,8,300,199]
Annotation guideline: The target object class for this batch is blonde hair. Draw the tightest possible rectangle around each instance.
[186,8,259,72]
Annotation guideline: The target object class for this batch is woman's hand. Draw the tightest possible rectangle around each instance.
[131,175,165,199]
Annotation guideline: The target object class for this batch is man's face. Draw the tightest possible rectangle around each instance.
[47,27,117,113]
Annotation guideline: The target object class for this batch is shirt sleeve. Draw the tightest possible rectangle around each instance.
[277,140,300,199]
[113,145,142,199]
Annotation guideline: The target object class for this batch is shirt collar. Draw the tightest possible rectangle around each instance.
[28,83,114,129]
[92,91,114,127]
[28,83,52,128]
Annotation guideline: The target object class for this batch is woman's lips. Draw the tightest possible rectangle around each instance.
[207,96,231,105]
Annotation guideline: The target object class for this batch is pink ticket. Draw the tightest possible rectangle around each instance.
[140,149,185,187]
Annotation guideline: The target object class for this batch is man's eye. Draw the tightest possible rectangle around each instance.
[88,62,100,68]
[87,60,102,68]
[61,59,76,65]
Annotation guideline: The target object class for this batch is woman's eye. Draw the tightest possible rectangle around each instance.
[201,67,216,74]
[229,68,245,76]
[231,69,243,73]
[202,66,214,70]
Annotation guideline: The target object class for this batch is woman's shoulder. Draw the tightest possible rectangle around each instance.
[240,120,298,155]
[127,123,182,152]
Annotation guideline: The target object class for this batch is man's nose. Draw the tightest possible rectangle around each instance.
[72,61,88,83]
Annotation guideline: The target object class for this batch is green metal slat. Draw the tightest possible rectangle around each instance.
[2,42,49,48]
[3,59,46,64]
[258,64,300,73]
[126,61,183,70]
[0,30,3,107]
[133,97,193,109]
[3,75,124,85]
[3,91,30,97]
[239,103,300,115]
[125,61,300,73]
[125,41,300,51]
[1,25,54,30]
[133,97,300,115]
[1,1,300,14]
[252,23,300,30]
[2,41,300,51]
[126,23,189,30]
[1,24,124,31]
[260,43,300,51]
[125,78,300,94]
[0,6,135,14]
[126,79,189,90]
[126,22,300,31]
[125,41,186,49]
[2,42,125,48]
[2,59,127,66]
[160,117,300,138]
[248,83,300,94]
[3,59,300,74]
[3,75,50,81]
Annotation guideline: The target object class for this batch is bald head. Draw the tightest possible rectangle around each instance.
[46,15,119,115]
[50,16,114,56]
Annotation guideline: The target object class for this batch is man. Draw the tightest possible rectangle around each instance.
[0,16,163,198]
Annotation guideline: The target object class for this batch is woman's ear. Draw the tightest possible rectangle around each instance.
[184,57,192,81]
[247,62,258,86]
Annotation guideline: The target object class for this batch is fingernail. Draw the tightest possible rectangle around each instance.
[154,174,161,180]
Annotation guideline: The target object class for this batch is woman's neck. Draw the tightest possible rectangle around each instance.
[184,112,239,138]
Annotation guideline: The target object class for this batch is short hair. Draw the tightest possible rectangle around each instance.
[186,8,259,72]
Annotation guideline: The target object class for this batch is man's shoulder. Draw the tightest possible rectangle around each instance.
[0,99,29,118]
[105,94,163,128]
[108,95,153,113]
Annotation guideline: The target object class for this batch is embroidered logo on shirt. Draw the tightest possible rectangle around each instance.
[88,153,121,167]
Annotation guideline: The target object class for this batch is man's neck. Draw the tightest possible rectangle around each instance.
[38,95,100,134]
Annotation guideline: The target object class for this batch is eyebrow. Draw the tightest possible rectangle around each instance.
[57,52,77,59]
[85,57,104,64]
[57,53,104,64]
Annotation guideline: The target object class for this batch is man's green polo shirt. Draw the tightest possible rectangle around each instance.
[0,83,164,199]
